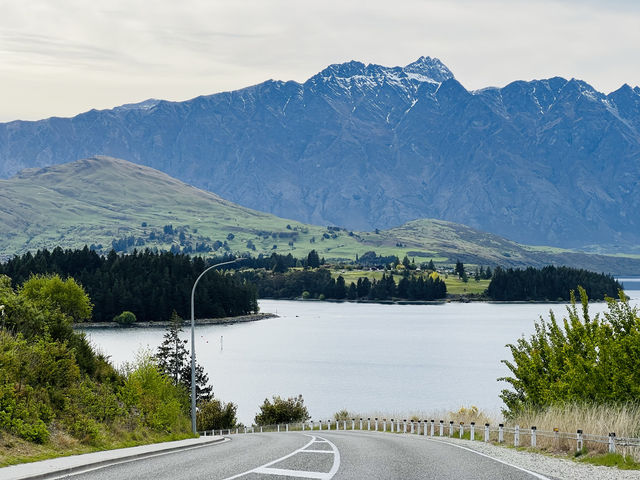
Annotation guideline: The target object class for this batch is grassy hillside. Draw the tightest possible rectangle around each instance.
[1,156,639,274]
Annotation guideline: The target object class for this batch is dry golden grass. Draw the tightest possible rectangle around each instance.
[507,403,640,460]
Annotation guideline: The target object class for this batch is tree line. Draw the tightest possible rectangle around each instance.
[0,247,258,322]
[486,265,622,301]
[238,269,447,301]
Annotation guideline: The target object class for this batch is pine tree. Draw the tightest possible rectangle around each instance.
[155,310,213,402]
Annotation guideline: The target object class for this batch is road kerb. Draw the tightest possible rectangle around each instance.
[1,436,227,480]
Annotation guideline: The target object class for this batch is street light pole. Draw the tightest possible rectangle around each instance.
[190,258,242,434]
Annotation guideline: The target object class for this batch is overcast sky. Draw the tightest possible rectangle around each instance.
[1,0,639,121]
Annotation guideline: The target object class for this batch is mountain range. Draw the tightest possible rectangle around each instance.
[1,156,639,275]
[0,57,638,252]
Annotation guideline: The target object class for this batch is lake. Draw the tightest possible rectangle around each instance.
[83,284,639,424]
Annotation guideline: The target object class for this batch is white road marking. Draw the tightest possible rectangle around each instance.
[426,438,553,480]
[223,434,340,480]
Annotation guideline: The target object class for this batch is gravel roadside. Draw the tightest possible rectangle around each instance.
[430,436,637,480]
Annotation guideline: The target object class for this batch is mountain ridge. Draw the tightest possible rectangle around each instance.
[0,57,638,251]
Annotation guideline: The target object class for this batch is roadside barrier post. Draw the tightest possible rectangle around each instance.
[236,428,239,434]
[439,420,444,436]
[514,425,519,447]
[320,420,323,430]
[449,421,454,437]
[411,421,415,434]
[328,420,331,430]
[498,424,504,443]
[277,425,280,433]
[553,428,559,449]
[404,420,407,434]
[343,420,347,430]
[383,419,387,431]
[430,420,435,437]
[244,427,247,434]
[459,423,464,438]
[286,424,289,432]
[360,418,363,430]
[260,426,263,433]
[391,419,395,433]
[351,418,355,430]
[609,433,616,453]
[484,424,490,442]
[375,418,379,431]
[531,427,536,447]
[470,422,475,441]
[368,418,371,430]
[576,430,583,452]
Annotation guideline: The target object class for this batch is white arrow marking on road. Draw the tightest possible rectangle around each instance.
[223,434,340,480]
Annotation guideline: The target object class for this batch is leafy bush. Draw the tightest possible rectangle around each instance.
[254,395,310,425]
[113,311,136,325]
[197,399,238,431]
[500,287,640,415]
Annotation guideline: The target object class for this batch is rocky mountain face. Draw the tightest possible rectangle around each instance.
[1,57,638,251]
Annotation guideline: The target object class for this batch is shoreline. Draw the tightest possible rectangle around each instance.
[74,312,277,329]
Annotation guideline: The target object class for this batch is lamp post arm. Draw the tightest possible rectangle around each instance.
[190,258,241,435]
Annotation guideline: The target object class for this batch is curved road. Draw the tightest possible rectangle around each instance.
[57,431,555,480]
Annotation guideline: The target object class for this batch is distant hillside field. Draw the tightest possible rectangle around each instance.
[0,57,638,252]
[1,156,640,274]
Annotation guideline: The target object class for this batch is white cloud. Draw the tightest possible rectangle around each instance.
[0,0,638,121]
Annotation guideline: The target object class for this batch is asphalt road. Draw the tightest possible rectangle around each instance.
[57,431,556,480]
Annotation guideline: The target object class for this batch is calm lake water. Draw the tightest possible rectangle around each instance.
[83,283,639,424]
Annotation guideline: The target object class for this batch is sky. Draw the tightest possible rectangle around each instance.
[1,0,639,122]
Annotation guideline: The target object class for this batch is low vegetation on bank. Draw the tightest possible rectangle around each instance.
[0,274,196,466]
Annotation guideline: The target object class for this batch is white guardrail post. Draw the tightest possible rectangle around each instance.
[577,430,583,452]
[470,422,475,441]
[459,423,464,439]
[391,419,395,433]
[411,421,415,434]
[375,418,379,431]
[277,425,280,433]
[351,418,355,430]
[343,419,347,430]
[484,423,490,442]
[383,419,387,431]
[498,424,504,443]
[531,426,536,447]
[609,433,616,453]
[368,418,371,430]
[449,421,454,437]
[360,418,363,430]
[439,420,444,436]
[514,425,519,447]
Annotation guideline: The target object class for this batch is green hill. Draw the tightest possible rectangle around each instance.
[1,156,638,274]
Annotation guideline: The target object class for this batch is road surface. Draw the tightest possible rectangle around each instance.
[54,431,554,480]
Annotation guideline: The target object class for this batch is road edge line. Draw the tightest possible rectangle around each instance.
[15,437,228,480]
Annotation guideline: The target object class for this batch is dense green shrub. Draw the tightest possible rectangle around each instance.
[197,399,238,431]
[113,311,136,325]
[254,395,310,425]
[0,274,192,447]
[500,287,640,415]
